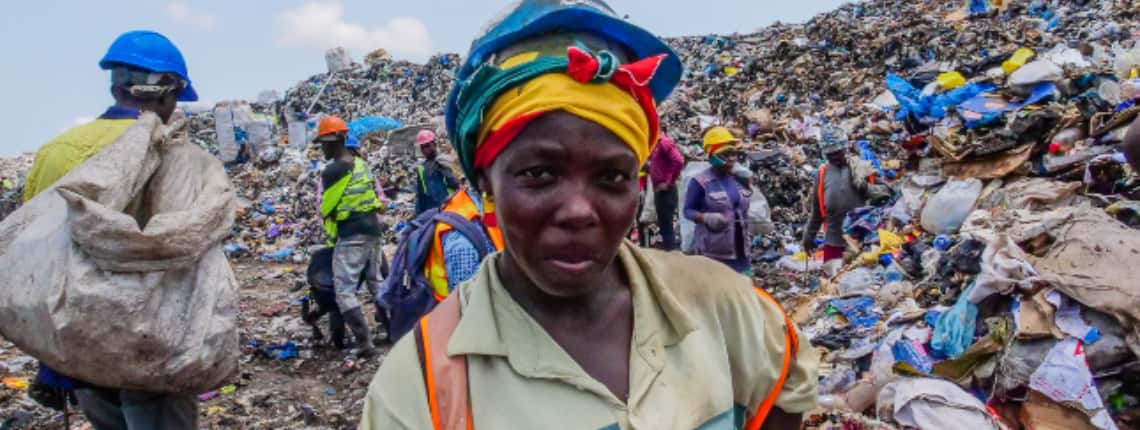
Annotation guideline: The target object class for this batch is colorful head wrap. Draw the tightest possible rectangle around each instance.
[471,46,663,172]
[444,0,681,185]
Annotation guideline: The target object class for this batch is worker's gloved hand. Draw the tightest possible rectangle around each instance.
[701,213,730,232]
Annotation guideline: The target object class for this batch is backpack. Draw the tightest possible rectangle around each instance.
[379,207,495,342]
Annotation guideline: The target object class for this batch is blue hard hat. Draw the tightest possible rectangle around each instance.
[445,0,682,135]
[99,30,198,102]
[345,135,360,149]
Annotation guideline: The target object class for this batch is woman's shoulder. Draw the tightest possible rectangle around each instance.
[633,247,757,306]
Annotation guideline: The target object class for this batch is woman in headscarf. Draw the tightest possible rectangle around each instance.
[360,2,818,429]
[683,126,754,275]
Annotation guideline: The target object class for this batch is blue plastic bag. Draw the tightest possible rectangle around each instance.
[932,282,979,359]
[892,340,934,373]
[830,297,881,329]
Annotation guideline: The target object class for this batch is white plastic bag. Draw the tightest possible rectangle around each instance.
[1008,60,1064,85]
[679,161,710,253]
[213,104,238,162]
[0,114,239,394]
[639,184,656,224]
[921,178,983,234]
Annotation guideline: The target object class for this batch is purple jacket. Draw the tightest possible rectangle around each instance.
[686,168,751,261]
[648,134,684,188]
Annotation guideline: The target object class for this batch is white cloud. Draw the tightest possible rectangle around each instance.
[276,1,433,61]
[163,2,217,31]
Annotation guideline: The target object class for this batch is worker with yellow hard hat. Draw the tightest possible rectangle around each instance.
[683,126,755,274]
[314,115,385,357]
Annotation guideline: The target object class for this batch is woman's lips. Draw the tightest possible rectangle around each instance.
[547,258,596,275]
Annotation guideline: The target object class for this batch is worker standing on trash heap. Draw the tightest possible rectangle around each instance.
[648,123,685,250]
[360,0,818,428]
[801,125,889,276]
[23,30,202,430]
[414,129,461,214]
[315,116,385,358]
[684,126,755,275]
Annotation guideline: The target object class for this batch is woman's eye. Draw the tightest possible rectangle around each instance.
[598,170,631,184]
[518,167,553,180]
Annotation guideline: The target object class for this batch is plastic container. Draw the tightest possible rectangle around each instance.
[1002,47,1036,74]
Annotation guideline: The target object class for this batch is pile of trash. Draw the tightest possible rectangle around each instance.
[1,0,1140,427]
[0,153,32,221]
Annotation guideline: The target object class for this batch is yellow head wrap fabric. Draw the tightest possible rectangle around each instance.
[474,52,655,167]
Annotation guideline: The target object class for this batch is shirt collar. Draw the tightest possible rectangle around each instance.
[99,105,141,120]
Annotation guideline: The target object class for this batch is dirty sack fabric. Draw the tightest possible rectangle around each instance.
[875,377,1001,430]
[978,178,1083,211]
[968,234,1040,303]
[0,113,239,394]
[965,206,1140,358]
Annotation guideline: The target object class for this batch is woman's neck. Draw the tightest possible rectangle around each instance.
[496,253,629,323]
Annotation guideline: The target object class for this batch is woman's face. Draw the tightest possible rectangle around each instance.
[480,111,640,297]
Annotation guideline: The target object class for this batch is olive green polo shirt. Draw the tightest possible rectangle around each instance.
[361,243,818,429]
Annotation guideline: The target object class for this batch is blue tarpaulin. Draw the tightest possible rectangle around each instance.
[886,73,996,122]
[830,296,881,329]
[957,82,1057,128]
[348,116,403,139]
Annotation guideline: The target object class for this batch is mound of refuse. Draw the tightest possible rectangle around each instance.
[2,0,1140,427]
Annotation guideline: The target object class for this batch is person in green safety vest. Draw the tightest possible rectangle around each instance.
[413,129,460,214]
[315,115,385,358]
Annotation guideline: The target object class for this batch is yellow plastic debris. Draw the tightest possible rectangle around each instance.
[936,71,967,90]
[3,377,29,390]
[878,230,904,253]
[724,66,740,76]
[219,384,237,395]
[1002,48,1035,74]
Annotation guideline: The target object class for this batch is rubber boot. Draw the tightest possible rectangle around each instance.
[343,307,377,358]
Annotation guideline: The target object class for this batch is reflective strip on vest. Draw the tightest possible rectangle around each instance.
[817,164,828,224]
[425,190,504,301]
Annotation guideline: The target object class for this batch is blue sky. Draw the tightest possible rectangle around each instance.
[0,0,849,156]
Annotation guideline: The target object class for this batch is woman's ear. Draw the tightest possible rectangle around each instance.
[476,171,493,196]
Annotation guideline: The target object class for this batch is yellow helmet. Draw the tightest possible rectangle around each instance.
[702,126,739,156]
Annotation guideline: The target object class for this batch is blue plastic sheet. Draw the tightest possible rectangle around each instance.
[957,82,1057,128]
[830,297,881,329]
[886,73,996,121]
[967,0,989,15]
[932,282,979,359]
[348,116,403,139]
[263,342,298,361]
[892,340,934,373]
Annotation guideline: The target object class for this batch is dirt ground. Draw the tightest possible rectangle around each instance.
[0,258,881,430]
[0,261,387,430]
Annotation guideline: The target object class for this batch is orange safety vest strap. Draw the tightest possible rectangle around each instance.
[415,294,473,430]
[817,164,828,221]
[744,287,799,430]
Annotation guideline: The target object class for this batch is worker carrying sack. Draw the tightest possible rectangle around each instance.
[0,113,239,394]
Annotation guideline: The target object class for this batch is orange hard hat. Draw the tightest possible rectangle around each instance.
[315,116,349,139]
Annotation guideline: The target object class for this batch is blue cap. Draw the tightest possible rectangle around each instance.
[345,135,360,150]
[99,30,198,102]
[445,0,682,136]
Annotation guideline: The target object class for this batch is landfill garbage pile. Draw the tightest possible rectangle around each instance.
[3,0,1140,427]
[0,154,32,221]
